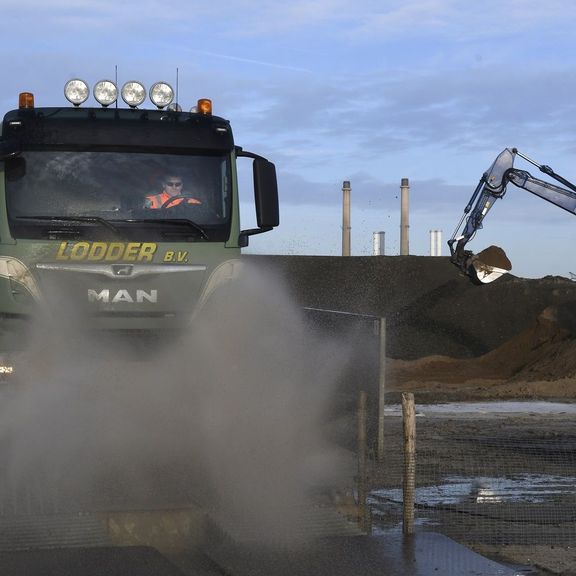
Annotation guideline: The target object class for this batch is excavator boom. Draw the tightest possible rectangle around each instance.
[449,148,576,283]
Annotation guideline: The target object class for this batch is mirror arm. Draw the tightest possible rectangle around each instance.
[239,227,273,247]
[236,147,267,161]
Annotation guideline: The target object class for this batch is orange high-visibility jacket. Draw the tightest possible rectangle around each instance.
[145,192,202,209]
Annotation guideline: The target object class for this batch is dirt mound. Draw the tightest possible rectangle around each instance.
[389,307,576,385]
[246,255,576,398]
[249,255,576,360]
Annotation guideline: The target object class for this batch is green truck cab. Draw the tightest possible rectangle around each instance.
[0,80,279,356]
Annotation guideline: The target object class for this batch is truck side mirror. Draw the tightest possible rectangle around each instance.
[253,158,279,229]
[238,149,279,247]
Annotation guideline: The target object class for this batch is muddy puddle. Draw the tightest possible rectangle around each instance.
[383,401,576,417]
[369,473,576,509]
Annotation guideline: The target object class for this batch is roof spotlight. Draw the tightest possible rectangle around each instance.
[64,79,90,106]
[149,82,174,109]
[166,103,182,112]
[93,80,118,107]
[121,81,146,108]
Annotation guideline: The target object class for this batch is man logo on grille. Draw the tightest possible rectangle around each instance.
[112,264,134,277]
[88,289,158,303]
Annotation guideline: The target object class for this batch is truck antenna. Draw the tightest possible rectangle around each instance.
[176,67,179,108]
[115,65,118,108]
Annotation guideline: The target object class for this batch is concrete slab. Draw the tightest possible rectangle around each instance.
[206,532,521,576]
[0,546,189,576]
[0,533,521,576]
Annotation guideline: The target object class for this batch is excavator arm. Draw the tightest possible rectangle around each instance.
[449,148,576,283]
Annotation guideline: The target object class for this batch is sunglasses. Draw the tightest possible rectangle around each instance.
[164,181,183,187]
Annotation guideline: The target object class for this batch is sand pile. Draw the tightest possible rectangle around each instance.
[388,306,576,384]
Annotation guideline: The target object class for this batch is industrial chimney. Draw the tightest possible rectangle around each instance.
[342,180,351,256]
[429,230,442,256]
[400,178,409,255]
[373,231,385,256]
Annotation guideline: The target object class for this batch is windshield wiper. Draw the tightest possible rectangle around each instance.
[17,215,124,238]
[16,216,210,241]
[118,218,209,240]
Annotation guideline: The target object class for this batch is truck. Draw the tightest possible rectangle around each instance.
[0,78,279,363]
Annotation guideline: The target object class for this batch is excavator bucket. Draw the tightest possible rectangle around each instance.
[467,245,512,284]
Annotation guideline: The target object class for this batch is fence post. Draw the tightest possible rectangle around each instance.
[402,392,416,535]
[357,390,370,532]
[377,317,386,463]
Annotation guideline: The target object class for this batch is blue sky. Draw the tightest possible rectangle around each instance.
[4,0,576,278]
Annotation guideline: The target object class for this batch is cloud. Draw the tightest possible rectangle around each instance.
[5,0,576,44]
[275,168,474,210]
[225,61,576,181]
[187,50,311,73]
[5,1,576,206]
[345,0,576,42]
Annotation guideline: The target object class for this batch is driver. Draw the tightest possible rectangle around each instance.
[144,175,202,209]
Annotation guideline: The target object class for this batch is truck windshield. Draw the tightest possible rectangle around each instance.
[5,150,232,242]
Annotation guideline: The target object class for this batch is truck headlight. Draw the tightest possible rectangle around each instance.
[64,79,90,106]
[149,82,174,109]
[93,80,118,107]
[194,259,243,316]
[0,257,42,301]
[121,81,146,108]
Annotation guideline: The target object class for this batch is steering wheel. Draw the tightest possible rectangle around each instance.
[160,194,202,210]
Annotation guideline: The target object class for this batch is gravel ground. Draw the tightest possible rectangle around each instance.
[356,412,576,575]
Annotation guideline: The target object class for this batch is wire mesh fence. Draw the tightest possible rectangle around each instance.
[358,403,576,575]
[303,308,576,572]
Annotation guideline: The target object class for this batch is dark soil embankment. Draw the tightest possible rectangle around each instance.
[248,255,576,360]
[247,254,576,400]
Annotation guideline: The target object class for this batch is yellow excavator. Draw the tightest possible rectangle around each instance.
[449,147,576,283]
